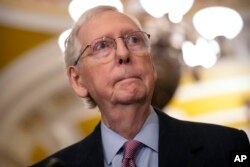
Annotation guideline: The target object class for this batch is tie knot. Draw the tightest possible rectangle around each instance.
[123,140,142,159]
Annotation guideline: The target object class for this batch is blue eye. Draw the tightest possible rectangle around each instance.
[91,38,115,56]
[127,35,141,45]
[125,32,149,50]
[94,40,108,51]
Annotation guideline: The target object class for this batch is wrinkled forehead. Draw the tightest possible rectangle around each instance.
[76,10,142,43]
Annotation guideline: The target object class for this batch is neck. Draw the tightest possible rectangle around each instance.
[100,102,151,139]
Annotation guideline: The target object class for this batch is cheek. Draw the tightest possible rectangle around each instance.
[141,57,156,82]
[82,64,112,89]
[135,54,155,73]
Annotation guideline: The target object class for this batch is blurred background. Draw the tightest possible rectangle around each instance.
[0,0,249,166]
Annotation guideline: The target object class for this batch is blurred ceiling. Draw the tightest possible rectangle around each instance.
[0,0,250,69]
[0,0,71,69]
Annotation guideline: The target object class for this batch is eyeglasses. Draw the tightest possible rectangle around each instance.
[74,31,150,65]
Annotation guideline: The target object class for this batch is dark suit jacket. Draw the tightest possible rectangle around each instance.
[31,109,250,167]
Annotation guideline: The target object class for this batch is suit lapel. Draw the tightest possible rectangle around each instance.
[82,123,105,167]
[156,109,205,167]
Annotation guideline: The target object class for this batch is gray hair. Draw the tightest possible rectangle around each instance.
[64,6,119,67]
[64,5,143,67]
[64,5,143,108]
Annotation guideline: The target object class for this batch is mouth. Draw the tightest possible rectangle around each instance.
[113,75,141,85]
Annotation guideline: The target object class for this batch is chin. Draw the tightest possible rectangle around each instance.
[111,93,147,105]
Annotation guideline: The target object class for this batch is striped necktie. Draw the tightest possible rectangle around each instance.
[122,140,142,167]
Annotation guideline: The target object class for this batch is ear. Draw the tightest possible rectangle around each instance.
[67,66,88,98]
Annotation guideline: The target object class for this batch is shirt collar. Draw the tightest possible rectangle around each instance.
[101,106,159,165]
[134,107,159,152]
[101,120,127,165]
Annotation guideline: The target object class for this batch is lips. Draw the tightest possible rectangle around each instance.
[111,66,142,86]
[113,74,141,86]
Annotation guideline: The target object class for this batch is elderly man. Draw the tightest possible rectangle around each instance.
[32,5,249,167]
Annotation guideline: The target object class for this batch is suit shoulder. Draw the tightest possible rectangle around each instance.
[156,109,249,148]
[173,115,247,140]
[31,124,102,167]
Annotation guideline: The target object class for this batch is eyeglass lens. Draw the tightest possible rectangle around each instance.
[90,31,150,58]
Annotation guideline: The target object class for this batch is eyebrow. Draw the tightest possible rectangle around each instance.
[94,28,141,40]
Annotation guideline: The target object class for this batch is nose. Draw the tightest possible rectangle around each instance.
[115,38,130,65]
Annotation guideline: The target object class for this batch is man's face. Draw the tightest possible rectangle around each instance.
[73,11,156,107]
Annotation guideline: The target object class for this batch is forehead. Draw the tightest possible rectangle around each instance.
[77,11,141,43]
